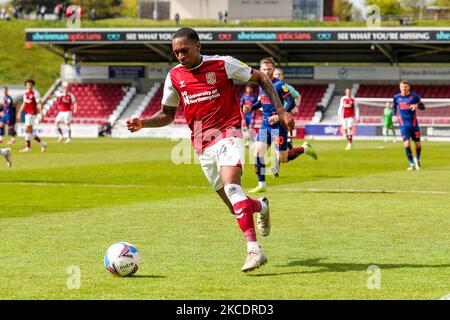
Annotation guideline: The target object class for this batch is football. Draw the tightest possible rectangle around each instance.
[104,242,141,277]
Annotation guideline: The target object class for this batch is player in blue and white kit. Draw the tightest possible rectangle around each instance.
[240,85,258,147]
[243,57,317,193]
[0,86,17,145]
[392,80,425,171]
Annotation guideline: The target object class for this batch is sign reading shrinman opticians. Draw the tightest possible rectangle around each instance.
[26,28,450,44]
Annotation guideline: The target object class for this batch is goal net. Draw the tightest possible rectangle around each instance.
[355,98,450,124]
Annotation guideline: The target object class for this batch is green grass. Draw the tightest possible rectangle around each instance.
[0,138,449,299]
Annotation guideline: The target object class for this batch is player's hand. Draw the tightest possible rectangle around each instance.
[268,115,279,125]
[410,104,417,111]
[126,118,143,133]
[243,105,251,113]
[355,118,359,124]
[290,106,299,116]
[279,110,295,132]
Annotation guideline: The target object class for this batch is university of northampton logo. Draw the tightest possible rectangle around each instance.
[206,72,216,85]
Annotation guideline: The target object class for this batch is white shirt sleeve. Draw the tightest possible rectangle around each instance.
[34,90,41,103]
[223,56,253,82]
[161,72,180,107]
[354,99,359,119]
[338,97,344,118]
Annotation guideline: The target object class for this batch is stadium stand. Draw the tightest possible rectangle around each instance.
[138,83,330,124]
[43,83,134,125]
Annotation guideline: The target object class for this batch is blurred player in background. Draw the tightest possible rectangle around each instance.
[245,57,317,192]
[273,67,301,155]
[383,101,397,143]
[338,88,359,150]
[127,28,296,272]
[0,87,17,145]
[240,85,258,147]
[16,79,47,153]
[392,80,425,171]
[52,83,77,144]
[0,147,12,167]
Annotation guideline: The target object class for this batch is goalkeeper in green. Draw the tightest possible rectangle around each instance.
[383,102,397,143]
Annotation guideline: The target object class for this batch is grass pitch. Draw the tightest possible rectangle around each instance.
[0,138,449,299]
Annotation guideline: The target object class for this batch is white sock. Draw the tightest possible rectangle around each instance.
[258,181,266,188]
[247,241,262,253]
[0,148,6,156]
[224,184,247,206]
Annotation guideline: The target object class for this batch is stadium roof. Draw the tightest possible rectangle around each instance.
[25,28,450,65]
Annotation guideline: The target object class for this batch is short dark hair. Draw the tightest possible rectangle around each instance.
[260,57,276,66]
[24,78,35,86]
[400,80,410,85]
[172,27,200,43]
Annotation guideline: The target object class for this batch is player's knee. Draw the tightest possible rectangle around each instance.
[279,153,288,163]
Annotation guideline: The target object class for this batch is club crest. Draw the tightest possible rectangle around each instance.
[206,72,216,85]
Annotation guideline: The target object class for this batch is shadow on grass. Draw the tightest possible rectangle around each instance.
[130,274,166,279]
[248,258,450,277]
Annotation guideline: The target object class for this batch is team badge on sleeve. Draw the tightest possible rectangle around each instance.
[206,72,217,85]
[282,85,289,92]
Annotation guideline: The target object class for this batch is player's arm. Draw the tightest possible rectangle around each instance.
[246,99,261,112]
[249,70,294,131]
[337,98,343,121]
[392,97,398,122]
[128,71,180,133]
[284,94,295,112]
[354,100,360,123]
[127,105,177,132]
[16,102,25,120]
[70,94,77,114]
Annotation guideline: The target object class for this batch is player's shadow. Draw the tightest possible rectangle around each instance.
[131,274,166,279]
[248,257,450,277]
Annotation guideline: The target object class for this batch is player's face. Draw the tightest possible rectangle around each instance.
[2,88,7,96]
[25,82,33,91]
[400,83,410,95]
[62,86,69,94]
[260,63,274,78]
[273,69,284,80]
[245,86,253,94]
[386,102,391,108]
[345,89,351,96]
[172,37,201,69]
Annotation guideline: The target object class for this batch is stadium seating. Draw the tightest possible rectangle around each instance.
[356,84,450,124]
[43,83,128,124]
[292,84,328,121]
[139,83,328,124]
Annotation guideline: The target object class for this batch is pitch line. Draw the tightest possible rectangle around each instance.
[0,181,447,194]
[272,187,448,195]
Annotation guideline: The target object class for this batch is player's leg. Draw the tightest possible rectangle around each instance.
[32,127,46,153]
[383,125,388,142]
[401,126,415,170]
[412,129,421,170]
[20,115,34,152]
[389,124,397,142]
[249,137,268,193]
[7,118,17,144]
[55,113,64,143]
[0,147,12,168]
[216,138,269,272]
[65,112,72,143]
[0,121,4,143]
[248,125,255,145]
[345,119,354,150]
